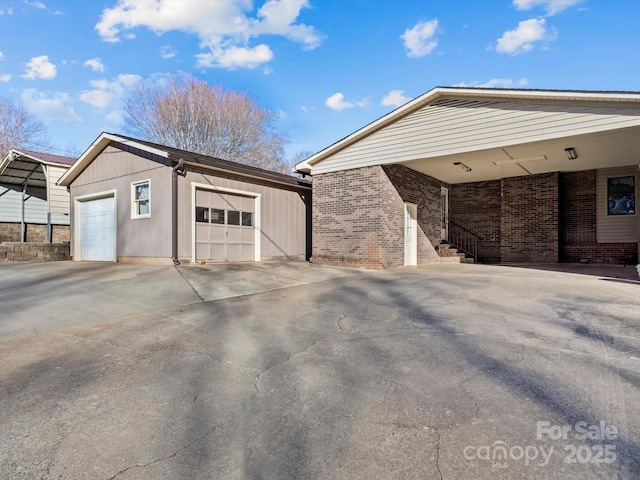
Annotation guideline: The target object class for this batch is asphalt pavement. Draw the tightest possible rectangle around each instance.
[1,261,639,479]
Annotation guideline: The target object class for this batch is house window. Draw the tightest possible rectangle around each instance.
[132,180,150,218]
[242,212,253,227]
[607,176,635,215]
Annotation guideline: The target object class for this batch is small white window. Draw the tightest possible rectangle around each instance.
[131,180,150,219]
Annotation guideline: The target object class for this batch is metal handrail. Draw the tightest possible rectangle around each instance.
[446,221,480,260]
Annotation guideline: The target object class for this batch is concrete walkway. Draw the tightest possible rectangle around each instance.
[1,261,639,479]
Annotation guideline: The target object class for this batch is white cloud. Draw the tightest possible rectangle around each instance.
[84,58,105,72]
[95,0,323,69]
[196,44,273,69]
[23,55,57,80]
[0,51,4,61]
[0,74,10,82]
[381,89,411,107]
[24,0,46,9]
[356,97,371,109]
[21,89,82,124]
[496,18,557,55]
[105,110,124,125]
[401,19,439,58]
[454,78,529,88]
[263,65,273,75]
[0,7,14,14]
[79,73,142,108]
[161,45,176,59]
[326,93,354,111]
[513,0,583,15]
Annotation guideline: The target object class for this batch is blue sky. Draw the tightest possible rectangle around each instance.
[0,0,639,160]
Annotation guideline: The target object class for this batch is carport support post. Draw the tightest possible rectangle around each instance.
[47,213,52,243]
[20,184,25,243]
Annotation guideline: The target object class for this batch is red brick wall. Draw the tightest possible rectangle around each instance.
[450,173,559,263]
[313,165,446,268]
[449,180,502,263]
[559,171,638,264]
[501,173,559,263]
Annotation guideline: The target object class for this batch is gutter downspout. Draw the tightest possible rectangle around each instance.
[172,158,186,265]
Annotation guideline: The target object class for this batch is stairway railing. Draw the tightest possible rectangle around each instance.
[447,220,480,261]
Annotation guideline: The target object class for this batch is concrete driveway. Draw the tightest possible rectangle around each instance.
[1,261,639,479]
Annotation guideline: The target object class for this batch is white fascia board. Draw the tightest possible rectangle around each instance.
[296,87,640,174]
[58,133,169,187]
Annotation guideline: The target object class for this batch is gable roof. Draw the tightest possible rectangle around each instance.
[0,148,75,194]
[295,87,640,175]
[58,132,311,190]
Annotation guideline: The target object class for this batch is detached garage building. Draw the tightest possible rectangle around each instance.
[58,133,311,264]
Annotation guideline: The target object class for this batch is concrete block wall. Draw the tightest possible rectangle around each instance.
[313,165,445,269]
[0,242,71,263]
[0,222,70,243]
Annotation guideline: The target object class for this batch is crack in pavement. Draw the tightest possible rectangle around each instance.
[106,420,229,480]
[434,428,444,480]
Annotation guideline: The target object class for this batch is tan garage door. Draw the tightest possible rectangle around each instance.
[195,189,256,262]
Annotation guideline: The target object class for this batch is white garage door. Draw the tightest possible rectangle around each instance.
[195,189,256,262]
[80,196,116,261]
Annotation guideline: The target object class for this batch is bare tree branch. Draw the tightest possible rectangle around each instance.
[123,75,290,173]
[0,97,49,156]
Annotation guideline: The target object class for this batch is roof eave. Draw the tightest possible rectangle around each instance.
[57,132,170,187]
[297,87,640,173]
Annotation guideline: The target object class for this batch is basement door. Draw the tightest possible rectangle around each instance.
[195,189,255,262]
[404,202,417,266]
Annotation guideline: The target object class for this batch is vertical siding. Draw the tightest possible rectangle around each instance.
[178,169,309,260]
[596,167,638,242]
[70,145,172,258]
[47,166,70,214]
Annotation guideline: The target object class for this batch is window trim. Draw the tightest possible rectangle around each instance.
[131,179,151,219]
[606,174,636,217]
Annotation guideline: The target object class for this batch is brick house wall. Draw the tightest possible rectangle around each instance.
[313,165,445,268]
[559,171,638,264]
[501,173,559,263]
[449,180,502,263]
[450,173,559,263]
[450,170,638,264]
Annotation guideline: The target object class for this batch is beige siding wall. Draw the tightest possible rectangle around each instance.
[314,99,640,174]
[597,166,638,243]
[47,165,70,215]
[178,169,309,260]
[69,146,172,258]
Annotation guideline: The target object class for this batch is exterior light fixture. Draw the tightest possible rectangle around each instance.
[564,147,578,160]
[453,161,472,172]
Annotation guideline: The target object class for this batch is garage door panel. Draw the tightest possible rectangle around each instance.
[195,189,256,262]
[80,196,115,261]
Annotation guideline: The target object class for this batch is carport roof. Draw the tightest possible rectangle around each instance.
[0,149,75,199]
[58,133,312,190]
